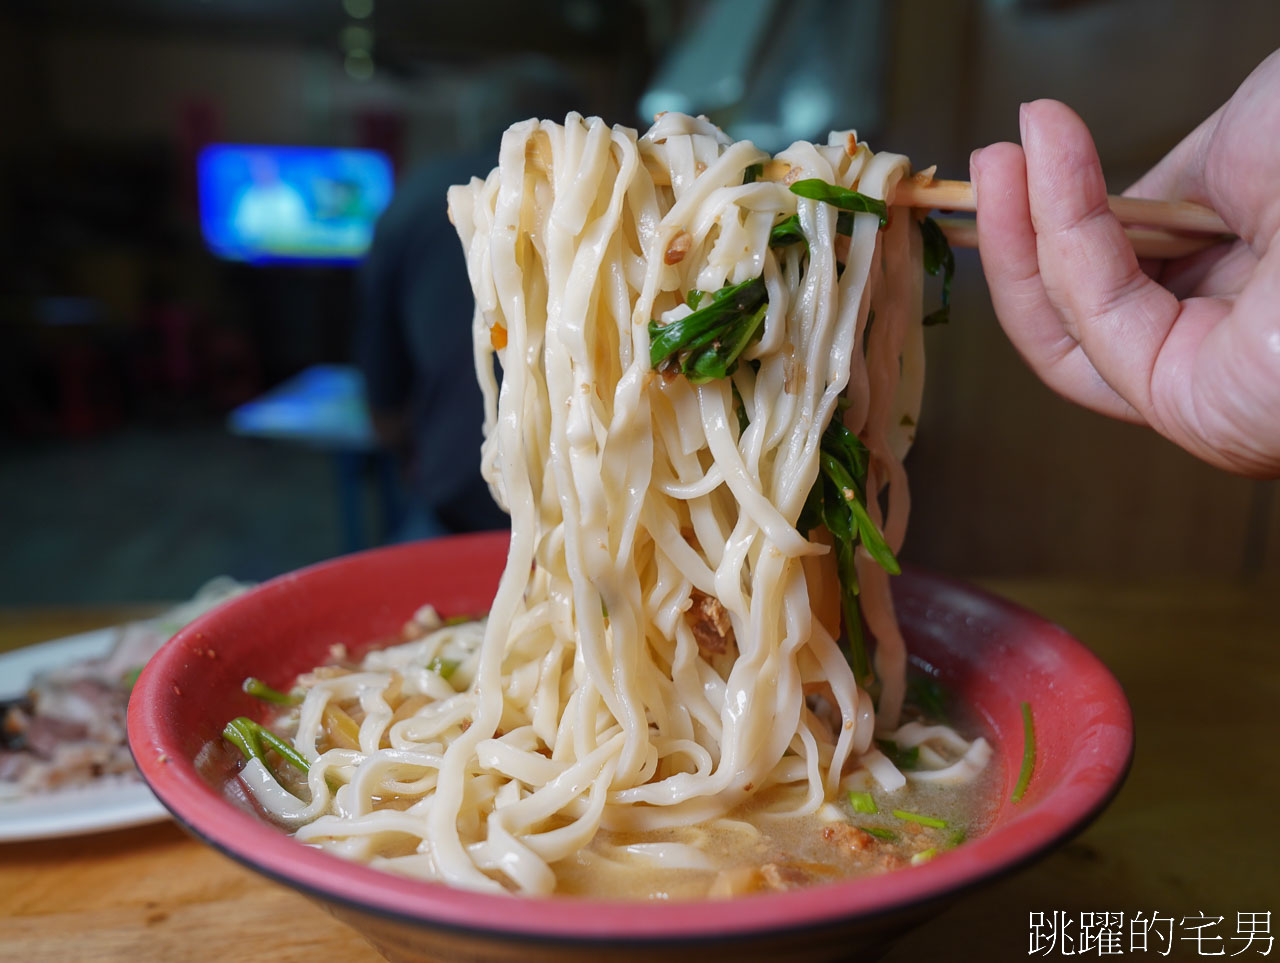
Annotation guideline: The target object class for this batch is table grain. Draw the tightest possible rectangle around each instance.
[2,577,1276,962]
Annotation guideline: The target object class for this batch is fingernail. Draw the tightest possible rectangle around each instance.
[969,148,981,203]
[1019,102,1030,142]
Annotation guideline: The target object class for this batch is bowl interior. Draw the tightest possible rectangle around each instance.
[128,531,1132,944]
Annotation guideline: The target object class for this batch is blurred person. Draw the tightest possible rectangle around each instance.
[354,148,507,537]
[355,60,583,538]
[971,49,1280,479]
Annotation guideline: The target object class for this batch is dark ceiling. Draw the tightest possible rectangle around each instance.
[4,0,653,67]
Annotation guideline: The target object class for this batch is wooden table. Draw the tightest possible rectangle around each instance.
[2,579,1276,962]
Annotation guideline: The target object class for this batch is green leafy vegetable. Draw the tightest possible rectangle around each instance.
[257,729,309,772]
[768,214,806,249]
[920,217,955,326]
[1012,701,1035,803]
[893,809,948,829]
[684,304,768,383]
[222,716,309,772]
[789,179,888,227]
[742,163,763,184]
[876,738,920,771]
[731,380,750,436]
[769,211,855,251]
[849,790,878,814]
[858,826,897,841]
[837,563,870,684]
[797,417,900,684]
[847,494,899,574]
[221,717,259,763]
[649,277,768,384]
[242,676,302,706]
[685,289,706,310]
[907,675,948,721]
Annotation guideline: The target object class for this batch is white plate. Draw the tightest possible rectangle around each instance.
[0,628,169,842]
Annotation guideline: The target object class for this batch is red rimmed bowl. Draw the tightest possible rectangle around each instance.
[127,532,1132,963]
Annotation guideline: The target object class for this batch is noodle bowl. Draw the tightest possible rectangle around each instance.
[230,112,988,897]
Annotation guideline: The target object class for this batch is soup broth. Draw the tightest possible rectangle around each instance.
[554,775,995,900]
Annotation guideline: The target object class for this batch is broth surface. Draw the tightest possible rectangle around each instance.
[552,756,996,900]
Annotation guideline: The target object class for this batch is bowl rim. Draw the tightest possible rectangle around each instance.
[128,533,1134,944]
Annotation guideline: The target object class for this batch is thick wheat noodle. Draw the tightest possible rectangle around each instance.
[241,113,989,896]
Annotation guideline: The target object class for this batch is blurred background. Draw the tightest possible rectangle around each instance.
[1,0,1276,605]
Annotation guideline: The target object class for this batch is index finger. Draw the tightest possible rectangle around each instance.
[971,142,1142,423]
[1021,99,1183,421]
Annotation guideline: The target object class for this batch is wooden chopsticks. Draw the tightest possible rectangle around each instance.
[894,178,1234,259]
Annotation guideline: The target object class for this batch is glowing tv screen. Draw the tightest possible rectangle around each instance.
[198,144,394,265]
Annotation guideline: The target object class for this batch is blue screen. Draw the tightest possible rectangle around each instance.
[198,144,394,265]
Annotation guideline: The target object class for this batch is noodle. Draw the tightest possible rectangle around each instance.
[235,113,987,897]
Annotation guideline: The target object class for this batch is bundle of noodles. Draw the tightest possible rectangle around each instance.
[243,113,985,896]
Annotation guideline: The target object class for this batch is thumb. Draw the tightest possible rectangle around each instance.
[1129,48,1280,250]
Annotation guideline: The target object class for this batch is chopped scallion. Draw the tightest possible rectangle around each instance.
[222,716,308,772]
[648,277,768,384]
[222,717,261,764]
[427,656,460,681]
[797,417,899,684]
[1012,701,1035,803]
[789,179,888,227]
[920,217,955,326]
[911,847,938,866]
[731,380,750,436]
[243,676,302,706]
[849,790,877,814]
[683,303,767,384]
[847,496,901,576]
[893,809,948,829]
[255,723,310,772]
[768,214,806,250]
[858,826,897,841]
[906,675,948,721]
[769,210,858,251]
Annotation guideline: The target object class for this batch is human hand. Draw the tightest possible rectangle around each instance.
[970,51,1280,478]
